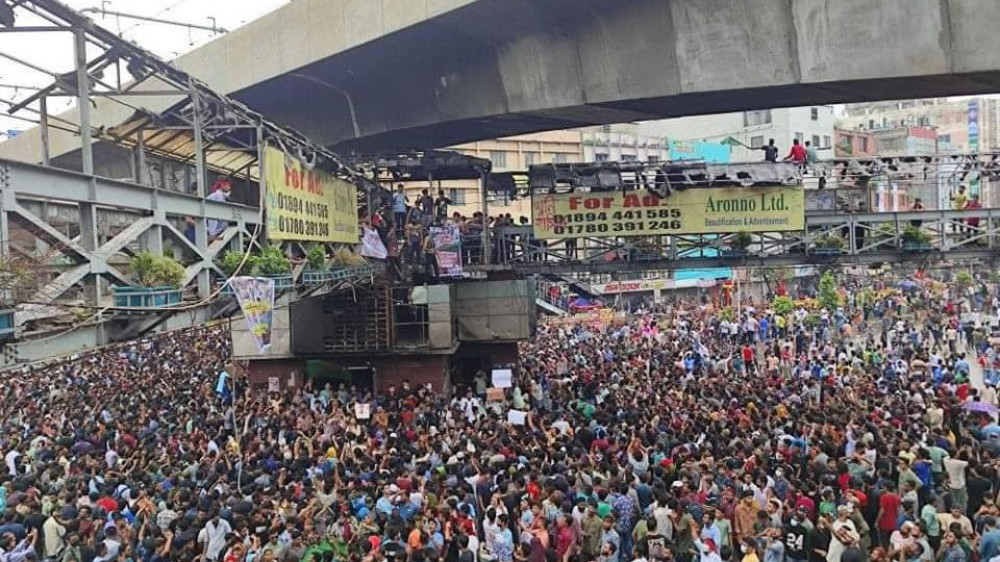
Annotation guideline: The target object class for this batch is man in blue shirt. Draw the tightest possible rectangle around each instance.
[392,184,408,235]
[979,516,1000,561]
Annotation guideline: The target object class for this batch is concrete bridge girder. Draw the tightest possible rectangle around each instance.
[290,0,1000,151]
[3,0,1000,159]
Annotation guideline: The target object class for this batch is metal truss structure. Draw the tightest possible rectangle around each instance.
[525,153,1000,196]
[0,0,381,357]
[0,157,260,327]
[475,208,1000,274]
[462,152,1000,275]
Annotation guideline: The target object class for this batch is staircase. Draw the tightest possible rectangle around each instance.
[536,298,567,316]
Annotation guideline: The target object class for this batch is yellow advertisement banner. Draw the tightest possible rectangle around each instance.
[264,146,358,243]
[531,186,804,239]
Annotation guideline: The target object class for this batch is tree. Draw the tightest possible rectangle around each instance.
[956,271,974,288]
[818,271,840,311]
[772,295,794,316]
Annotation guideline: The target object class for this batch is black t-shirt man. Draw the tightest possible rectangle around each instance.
[763,145,779,162]
[784,520,811,561]
[807,525,830,562]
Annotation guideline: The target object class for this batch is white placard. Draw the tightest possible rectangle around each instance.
[507,409,527,425]
[267,376,279,393]
[491,369,513,388]
[354,403,371,420]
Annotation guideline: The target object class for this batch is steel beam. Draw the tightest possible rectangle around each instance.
[1,158,259,224]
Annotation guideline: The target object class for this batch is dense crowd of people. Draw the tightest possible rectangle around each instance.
[3,272,1000,562]
[370,184,534,277]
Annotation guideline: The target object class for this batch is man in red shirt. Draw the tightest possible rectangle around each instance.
[876,481,902,548]
[741,344,756,374]
[554,515,576,562]
[784,139,807,163]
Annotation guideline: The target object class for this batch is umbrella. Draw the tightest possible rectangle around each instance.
[898,280,919,291]
[963,401,999,414]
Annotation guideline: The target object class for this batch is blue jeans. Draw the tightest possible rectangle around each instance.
[619,532,633,561]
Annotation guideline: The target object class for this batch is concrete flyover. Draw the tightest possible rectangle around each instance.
[3,0,1000,160]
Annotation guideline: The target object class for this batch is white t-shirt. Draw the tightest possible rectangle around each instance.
[5,450,20,476]
[943,458,969,489]
[826,519,857,562]
[198,519,232,561]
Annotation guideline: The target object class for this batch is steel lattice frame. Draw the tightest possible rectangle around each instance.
[0,157,260,327]
[479,207,1000,275]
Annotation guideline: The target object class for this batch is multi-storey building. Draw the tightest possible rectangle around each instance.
[637,106,836,162]
[838,97,1000,153]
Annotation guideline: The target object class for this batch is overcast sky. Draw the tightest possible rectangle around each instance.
[0,0,288,136]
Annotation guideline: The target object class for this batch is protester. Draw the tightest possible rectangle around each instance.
[1,269,1000,562]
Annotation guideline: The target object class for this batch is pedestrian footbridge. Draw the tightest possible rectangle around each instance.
[479,210,1000,275]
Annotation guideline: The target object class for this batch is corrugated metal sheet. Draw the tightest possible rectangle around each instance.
[104,109,260,182]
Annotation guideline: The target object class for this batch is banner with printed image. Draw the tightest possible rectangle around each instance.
[230,276,275,352]
[430,224,463,277]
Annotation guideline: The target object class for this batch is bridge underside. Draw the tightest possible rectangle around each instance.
[228,0,1000,152]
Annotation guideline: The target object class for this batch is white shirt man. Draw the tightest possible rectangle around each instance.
[4,449,19,477]
[43,514,66,558]
[198,516,232,561]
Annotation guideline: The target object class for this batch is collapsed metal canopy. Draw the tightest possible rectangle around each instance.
[1,0,367,185]
[353,150,492,182]
[103,106,261,183]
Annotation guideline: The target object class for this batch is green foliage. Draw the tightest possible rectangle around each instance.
[818,271,840,311]
[306,245,327,271]
[131,251,185,288]
[719,306,735,321]
[731,230,753,251]
[814,233,845,249]
[150,257,185,288]
[0,254,38,306]
[218,250,247,276]
[130,251,157,286]
[989,271,1000,284]
[772,295,795,316]
[956,271,974,287]
[874,223,896,239]
[902,225,932,245]
[250,246,290,275]
[803,313,821,328]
